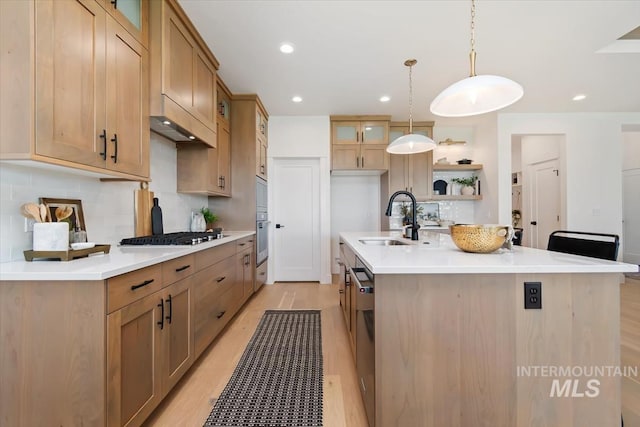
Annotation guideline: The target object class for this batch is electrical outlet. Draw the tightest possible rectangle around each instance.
[524,282,542,309]
[24,218,35,232]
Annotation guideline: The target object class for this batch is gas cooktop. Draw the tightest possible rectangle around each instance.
[120,231,219,246]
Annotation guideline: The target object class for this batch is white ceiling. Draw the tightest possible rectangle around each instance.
[178,0,640,123]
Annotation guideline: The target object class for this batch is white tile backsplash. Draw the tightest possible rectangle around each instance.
[0,133,208,262]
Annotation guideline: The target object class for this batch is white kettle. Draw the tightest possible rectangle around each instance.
[190,211,206,232]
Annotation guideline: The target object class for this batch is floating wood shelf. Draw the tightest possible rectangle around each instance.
[429,195,483,201]
[432,163,483,171]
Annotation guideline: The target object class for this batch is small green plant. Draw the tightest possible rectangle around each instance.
[452,176,478,187]
[200,207,218,224]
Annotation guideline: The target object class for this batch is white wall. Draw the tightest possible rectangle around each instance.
[267,116,332,284]
[622,130,640,263]
[330,175,380,274]
[0,133,208,262]
[622,131,640,171]
[498,113,640,241]
[468,114,499,224]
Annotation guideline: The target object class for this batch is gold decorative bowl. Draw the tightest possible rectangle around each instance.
[449,224,513,253]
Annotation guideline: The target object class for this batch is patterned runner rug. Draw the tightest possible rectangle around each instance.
[204,310,323,427]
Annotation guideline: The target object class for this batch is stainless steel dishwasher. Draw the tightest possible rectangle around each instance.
[351,256,375,427]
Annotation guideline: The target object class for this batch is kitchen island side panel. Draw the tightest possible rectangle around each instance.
[375,273,620,427]
[0,280,106,427]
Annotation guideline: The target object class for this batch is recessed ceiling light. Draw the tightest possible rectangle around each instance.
[163,120,171,125]
[379,96,391,102]
[189,135,196,140]
[292,96,303,103]
[280,43,295,54]
[572,94,587,101]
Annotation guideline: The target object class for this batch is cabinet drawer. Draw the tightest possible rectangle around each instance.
[107,264,163,313]
[193,256,239,356]
[194,282,242,357]
[162,254,195,286]
[340,240,356,268]
[236,236,254,253]
[195,242,236,271]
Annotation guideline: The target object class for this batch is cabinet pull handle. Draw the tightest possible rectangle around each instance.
[99,129,107,160]
[356,157,360,168]
[239,242,246,246]
[361,131,364,142]
[345,270,351,286]
[216,276,226,283]
[175,265,190,272]
[165,294,172,324]
[131,279,154,291]
[157,299,164,330]
[362,156,364,168]
[110,133,118,163]
[216,311,226,319]
[244,254,250,265]
[339,289,345,294]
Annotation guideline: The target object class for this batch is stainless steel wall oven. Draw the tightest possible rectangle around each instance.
[256,177,268,266]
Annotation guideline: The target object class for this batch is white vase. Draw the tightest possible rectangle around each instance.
[461,185,475,196]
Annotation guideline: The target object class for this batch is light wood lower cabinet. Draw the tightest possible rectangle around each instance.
[193,255,238,357]
[237,239,255,304]
[107,288,164,427]
[0,237,255,427]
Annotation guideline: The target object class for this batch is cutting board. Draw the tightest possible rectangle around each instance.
[134,182,153,237]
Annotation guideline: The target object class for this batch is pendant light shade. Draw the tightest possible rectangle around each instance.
[430,74,524,117]
[430,0,523,117]
[387,133,436,154]
[387,59,436,154]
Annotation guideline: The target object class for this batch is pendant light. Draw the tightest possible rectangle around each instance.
[387,59,436,154]
[430,0,523,117]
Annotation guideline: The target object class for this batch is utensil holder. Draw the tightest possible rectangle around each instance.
[33,222,69,251]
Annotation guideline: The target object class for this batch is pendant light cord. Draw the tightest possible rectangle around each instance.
[404,59,417,133]
[469,0,477,77]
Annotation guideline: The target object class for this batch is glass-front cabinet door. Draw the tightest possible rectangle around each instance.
[332,121,361,145]
[361,121,388,145]
[102,0,148,46]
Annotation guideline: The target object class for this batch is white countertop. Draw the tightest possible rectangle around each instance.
[0,231,255,281]
[340,231,639,275]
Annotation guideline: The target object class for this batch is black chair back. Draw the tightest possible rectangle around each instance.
[547,230,619,261]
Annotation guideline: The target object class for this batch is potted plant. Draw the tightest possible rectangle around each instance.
[200,207,218,230]
[452,176,478,195]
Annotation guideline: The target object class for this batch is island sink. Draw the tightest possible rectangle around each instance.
[358,239,408,246]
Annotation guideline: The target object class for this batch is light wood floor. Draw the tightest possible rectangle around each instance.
[143,282,369,427]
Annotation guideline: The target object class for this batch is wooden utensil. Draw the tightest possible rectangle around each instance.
[55,205,73,221]
[22,203,43,222]
[134,182,154,236]
[39,204,48,222]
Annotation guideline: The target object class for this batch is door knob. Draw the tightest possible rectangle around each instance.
[275,224,284,229]
[530,221,537,225]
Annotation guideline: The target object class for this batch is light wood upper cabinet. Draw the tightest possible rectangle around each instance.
[99,0,148,47]
[331,116,390,171]
[387,123,434,198]
[1,0,150,180]
[177,81,231,196]
[105,16,150,177]
[150,0,218,147]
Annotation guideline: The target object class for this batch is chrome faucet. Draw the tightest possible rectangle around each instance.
[385,191,420,240]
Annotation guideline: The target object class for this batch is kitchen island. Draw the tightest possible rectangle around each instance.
[340,231,637,427]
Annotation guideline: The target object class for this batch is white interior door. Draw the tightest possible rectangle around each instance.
[529,160,560,249]
[623,170,640,264]
[272,158,321,281]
